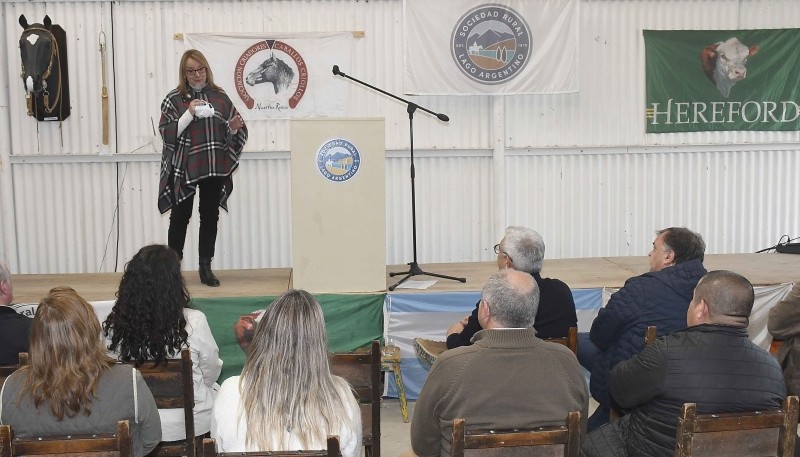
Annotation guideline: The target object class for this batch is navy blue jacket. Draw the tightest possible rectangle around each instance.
[588,259,707,404]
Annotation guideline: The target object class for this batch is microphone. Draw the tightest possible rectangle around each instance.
[332,65,341,76]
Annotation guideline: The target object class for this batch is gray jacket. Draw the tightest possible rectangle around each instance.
[1,363,162,457]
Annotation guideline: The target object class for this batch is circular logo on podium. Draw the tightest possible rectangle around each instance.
[316,138,361,182]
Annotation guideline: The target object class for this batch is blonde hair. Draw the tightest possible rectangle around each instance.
[20,287,116,420]
[239,290,355,450]
[177,49,221,98]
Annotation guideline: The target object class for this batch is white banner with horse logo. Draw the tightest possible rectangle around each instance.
[185,33,353,120]
[403,0,579,95]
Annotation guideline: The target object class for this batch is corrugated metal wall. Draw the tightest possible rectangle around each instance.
[1,0,799,274]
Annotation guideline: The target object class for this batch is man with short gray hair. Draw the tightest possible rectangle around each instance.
[412,269,588,457]
[0,258,31,365]
[446,226,577,348]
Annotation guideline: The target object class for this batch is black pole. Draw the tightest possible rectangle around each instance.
[332,65,465,290]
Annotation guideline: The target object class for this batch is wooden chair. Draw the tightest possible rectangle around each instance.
[674,395,799,457]
[644,325,657,347]
[543,327,579,356]
[199,436,340,457]
[0,352,28,386]
[379,344,409,423]
[0,420,133,457]
[450,411,581,457]
[611,326,658,422]
[122,348,196,457]
[329,340,380,457]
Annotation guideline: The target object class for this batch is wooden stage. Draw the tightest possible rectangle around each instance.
[11,253,800,303]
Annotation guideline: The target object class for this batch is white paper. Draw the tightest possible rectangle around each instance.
[396,280,438,290]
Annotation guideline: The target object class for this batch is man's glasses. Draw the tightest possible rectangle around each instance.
[493,244,513,262]
[185,67,207,76]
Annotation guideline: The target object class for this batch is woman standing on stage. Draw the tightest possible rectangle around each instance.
[158,49,247,286]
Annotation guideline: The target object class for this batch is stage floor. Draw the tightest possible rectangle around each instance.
[11,253,800,303]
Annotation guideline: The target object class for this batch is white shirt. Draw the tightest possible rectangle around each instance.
[107,307,222,441]
[159,308,222,441]
[211,375,361,457]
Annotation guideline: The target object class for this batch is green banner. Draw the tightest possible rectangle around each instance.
[644,29,800,133]
[192,293,384,382]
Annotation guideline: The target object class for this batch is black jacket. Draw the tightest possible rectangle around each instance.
[447,272,577,348]
[584,324,786,457]
[0,306,32,365]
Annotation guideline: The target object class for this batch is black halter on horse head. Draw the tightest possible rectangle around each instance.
[18,14,71,121]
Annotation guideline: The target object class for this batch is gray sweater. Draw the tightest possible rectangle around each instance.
[411,328,589,457]
[1,363,162,457]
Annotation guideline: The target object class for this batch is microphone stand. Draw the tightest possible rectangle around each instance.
[332,65,466,291]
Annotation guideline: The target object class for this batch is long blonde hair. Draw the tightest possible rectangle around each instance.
[20,287,116,420]
[239,290,355,450]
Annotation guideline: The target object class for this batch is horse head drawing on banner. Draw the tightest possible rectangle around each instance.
[246,52,295,94]
[18,14,71,121]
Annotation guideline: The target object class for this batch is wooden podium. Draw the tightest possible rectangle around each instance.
[290,119,386,293]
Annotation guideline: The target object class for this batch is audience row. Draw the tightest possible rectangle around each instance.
[0,245,362,457]
[2,227,800,456]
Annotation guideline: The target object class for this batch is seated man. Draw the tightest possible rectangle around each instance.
[579,227,706,431]
[768,281,800,396]
[580,270,787,457]
[446,226,576,348]
[412,269,588,457]
[0,258,31,365]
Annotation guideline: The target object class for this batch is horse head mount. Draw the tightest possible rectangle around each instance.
[18,14,71,121]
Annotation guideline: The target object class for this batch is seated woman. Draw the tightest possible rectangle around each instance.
[104,244,222,442]
[0,287,161,457]
[211,289,361,456]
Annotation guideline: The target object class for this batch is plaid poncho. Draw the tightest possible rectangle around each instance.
[157,86,248,214]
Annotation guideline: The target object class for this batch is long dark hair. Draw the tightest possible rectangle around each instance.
[104,244,189,365]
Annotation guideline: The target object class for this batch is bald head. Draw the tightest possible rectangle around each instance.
[479,269,540,329]
[687,270,754,327]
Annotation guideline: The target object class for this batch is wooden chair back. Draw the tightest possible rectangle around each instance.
[329,340,380,457]
[644,325,657,347]
[450,411,581,457]
[0,420,133,457]
[611,326,658,422]
[0,353,28,386]
[200,436,340,457]
[542,327,578,356]
[122,348,195,457]
[674,395,799,457]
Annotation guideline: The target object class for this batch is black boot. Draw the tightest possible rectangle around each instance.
[199,258,220,287]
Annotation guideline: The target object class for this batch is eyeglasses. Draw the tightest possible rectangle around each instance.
[185,67,207,76]
[493,244,513,262]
